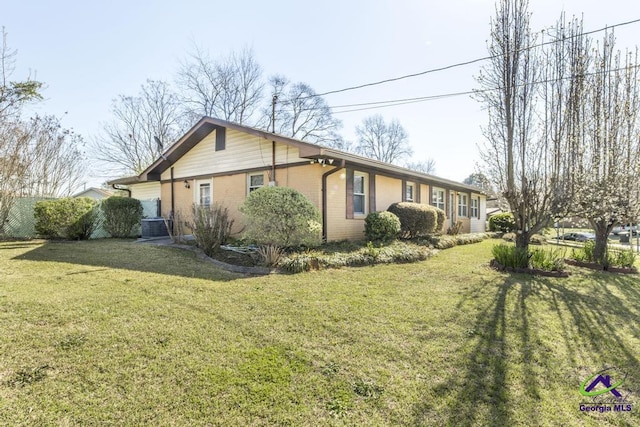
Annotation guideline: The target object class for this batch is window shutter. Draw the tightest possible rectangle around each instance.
[369,173,376,213]
[215,127,226,151]
[346,168,354,219]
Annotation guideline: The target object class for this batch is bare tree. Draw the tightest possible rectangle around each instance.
[404,158,436,174]
[0,27,42,121]
[265,75,343,146]
[463,172,492,191]
[0,28,44,234]
[177,47,264,125]
[354,115,413,164]
[476,0,558,251]
[21,114,87,197]
[537,15,591,224]
[0,121,29,231]
[93,79,186,175]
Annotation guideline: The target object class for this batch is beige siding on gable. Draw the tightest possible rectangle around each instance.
[160,128,306,181]
[375,175,402,211]
[130,182,161,200]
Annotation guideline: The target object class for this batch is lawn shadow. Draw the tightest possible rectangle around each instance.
[11,240,242,282]
[537,272,640,374]
[413,270,640,426]
[0,240,43,250]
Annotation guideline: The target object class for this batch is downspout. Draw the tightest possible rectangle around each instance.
[272,141,276,184]
[321,160,346,242]
[111,184,131,198]
[271,95,277,184]
[170,167,175,217]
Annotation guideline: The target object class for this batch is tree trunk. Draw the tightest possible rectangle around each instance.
[515,230,530,253]
[592,220,612,266]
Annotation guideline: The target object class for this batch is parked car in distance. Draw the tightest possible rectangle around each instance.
[612,225,638,236]
[553,232,596,242]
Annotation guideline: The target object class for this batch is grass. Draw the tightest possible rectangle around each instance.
[1,239,640,425]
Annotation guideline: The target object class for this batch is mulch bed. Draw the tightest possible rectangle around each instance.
[211,249,258,267]
[564,259,638,274]
[489,259,570,277]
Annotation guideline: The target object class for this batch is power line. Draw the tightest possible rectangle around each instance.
[304,17,640,99]
[327,63,640,115]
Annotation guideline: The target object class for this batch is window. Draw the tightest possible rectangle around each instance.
[199,182,211,207]
[431,188,445,210]
[458,194,468,217]
[248,173,264,193]
[353,173,366,215]
[406,182,415,202]
[471,197,479,218]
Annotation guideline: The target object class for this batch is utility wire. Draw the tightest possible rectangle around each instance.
[301,17,640,100]
[326,63,640,115]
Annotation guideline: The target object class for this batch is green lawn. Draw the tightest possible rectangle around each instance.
[1,239,639,426]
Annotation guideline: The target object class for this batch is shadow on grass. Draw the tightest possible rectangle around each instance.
[11,239,241,282]
[0,241,43,250]
[413,270,640,426]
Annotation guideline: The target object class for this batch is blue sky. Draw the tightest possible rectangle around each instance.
[4,0,640,186]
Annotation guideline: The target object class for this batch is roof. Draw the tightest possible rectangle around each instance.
[108,116,484,194]
[72,187,115,198]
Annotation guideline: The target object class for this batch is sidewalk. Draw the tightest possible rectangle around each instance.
[547,236,640,253]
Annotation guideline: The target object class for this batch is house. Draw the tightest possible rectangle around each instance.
[108,117,486,241]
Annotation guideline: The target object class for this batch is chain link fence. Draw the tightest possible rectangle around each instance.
[1,197,160,240]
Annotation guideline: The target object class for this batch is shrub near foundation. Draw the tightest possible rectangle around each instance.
[188,204,234,256]
[387,202,444,238]
[364,211,401,242]
[240,186,321,248]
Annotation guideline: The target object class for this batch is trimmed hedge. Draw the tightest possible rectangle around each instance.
[387,202,445,238]
[240,186,321,248]
[34,197,99,240]
[279,241,434,273]
[427,232,492,249]
[101,197,143,238]
[364,211,401,242]
[489,213,516,232]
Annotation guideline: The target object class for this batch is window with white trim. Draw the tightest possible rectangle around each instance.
[406,182,415,202]
[431,187,445,210]
[198,182,211,208]
[470,197,479,218]
[353,173,366,215]
[248,173,264,193]
[458,194,468,217]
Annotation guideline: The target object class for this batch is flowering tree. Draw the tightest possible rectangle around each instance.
[572,33,640,263]
[476,3,638,261]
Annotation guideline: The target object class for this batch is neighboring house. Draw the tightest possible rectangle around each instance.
[108,117,486,241]
[72,187,115,200]
[486,207,505,218]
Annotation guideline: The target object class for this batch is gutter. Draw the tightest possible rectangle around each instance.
[111,184,131,198]
[321,160,346,242]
